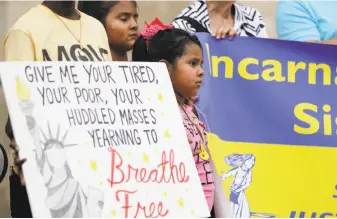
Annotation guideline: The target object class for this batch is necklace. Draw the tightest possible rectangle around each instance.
[51,9,83,49]
[179,101,210,161]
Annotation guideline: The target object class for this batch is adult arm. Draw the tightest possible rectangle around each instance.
[3,29,35,180]
[276,1,336,45]
[3,29,35,176]
[3,30,35,218]
[2,30,35,61]
[172,1,237,39]
[308,38,337,45]
[172,18,198,34]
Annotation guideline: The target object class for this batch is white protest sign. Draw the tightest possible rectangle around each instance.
[0,62,209,218]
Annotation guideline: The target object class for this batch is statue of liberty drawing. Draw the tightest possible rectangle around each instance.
[220,154,255,218]
[220,153,275,218]
[16,76,104,217]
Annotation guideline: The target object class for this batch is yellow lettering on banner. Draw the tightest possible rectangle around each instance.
[262,60,285,82]
[211,56,234,78]
[308,63,331,85]
[205,43,336,86]
[205,43,213,76]
[205,42,234,78]
[287,61,306,83]
[238,58,259,80]
[322,104,332,135]
[293,103,319,135]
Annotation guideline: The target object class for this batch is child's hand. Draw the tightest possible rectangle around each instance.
[9,140,26,185]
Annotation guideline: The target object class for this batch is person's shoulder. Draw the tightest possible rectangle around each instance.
[233,3,267,37]
[276,0,310,15]
[277,0,306,8]
[172,0,209,34]
[3,4,45,51]
[80,12,108,40]
[80,11,112,60]
[8,4,49,34]
[234,3,265,23]
[80,12,106,32]
[276,0,311,26]
[174,0,206,20]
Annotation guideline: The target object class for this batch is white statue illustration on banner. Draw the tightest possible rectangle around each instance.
[16,76,104,218]
[220,153,275,218]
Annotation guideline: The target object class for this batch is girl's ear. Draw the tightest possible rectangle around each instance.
[159,59,173,74]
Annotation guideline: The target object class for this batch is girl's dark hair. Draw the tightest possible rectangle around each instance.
[78,1,137,27]
[132,28,202,65]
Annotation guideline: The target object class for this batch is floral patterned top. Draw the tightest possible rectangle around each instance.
[179,103,215,211]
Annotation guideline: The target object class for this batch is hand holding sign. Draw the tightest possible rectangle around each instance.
[9,140,26,185]
[0,143,8,184]
[208,2,238,40]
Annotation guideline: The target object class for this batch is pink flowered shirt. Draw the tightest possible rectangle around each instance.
[179,104,215,211]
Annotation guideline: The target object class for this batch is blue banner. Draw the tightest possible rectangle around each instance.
[195,33,337,218]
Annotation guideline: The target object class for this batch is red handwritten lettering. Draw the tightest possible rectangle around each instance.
[115,190,136,218]
[134,201,169,218]
[168,149,189,183]
[139,168,147,181]
[107,147,125,188]
[108,148,189,188]
[156,202,169,217]
[116,190,169,218]
[156,151,169,183]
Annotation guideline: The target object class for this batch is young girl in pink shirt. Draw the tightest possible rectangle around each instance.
[132,18,216,217]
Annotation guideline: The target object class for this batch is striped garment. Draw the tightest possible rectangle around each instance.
[172,0,268,38]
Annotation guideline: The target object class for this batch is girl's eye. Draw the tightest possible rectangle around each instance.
[120,17,128,22]
[191,61,197,66]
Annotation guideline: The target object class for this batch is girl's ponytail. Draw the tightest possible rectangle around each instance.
[132,36,150,62]
[132,17,174,62]
[132,18,202,65]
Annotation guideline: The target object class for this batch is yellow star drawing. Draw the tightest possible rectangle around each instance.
[191,210,195,215]
[127,152,131,157]
[177,197,184,208]
[161,112,165,117]
[99,180,102,186]
[84,140,89,145]
[164,130,171,139]
[186,188,189,192]
[143,153,149,163]
[148,98,151,102]
[111,210,117,216]
[158,93,164,102]
[90,160,97,172]
[163,191,168,197]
